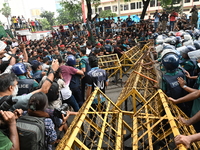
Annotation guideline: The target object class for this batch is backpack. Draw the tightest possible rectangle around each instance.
[80,58,91,74]
[17,115,46,150]
[46,80,59,102]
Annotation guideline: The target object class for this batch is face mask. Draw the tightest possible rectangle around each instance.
[12,85,18,97]
[197,63,200,68]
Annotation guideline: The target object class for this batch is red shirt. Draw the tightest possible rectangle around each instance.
[30,21,35,26]
[170,12,178,21]
[60,65,78,85]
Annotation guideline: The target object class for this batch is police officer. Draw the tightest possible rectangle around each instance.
[66,55,84,107]
[179,45,196,87]
[85,55,109,138]
[31,60,46,83]
[79,48,91,101]
[12,63,39,96]
[161,52,190,116]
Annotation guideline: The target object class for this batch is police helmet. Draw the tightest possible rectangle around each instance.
[153,33,159,39]
[168,31,175,36]
[162,53,180,71]
[163,44,176,50]
[66,55,76,66]
[185,30,194,37]
[186,45,196,51]
[164,38,172,44]
[183,34,192,41]
[12,63,27,75]
[194,41,200,49]
[194,32,200,40]
[176,36,182,44]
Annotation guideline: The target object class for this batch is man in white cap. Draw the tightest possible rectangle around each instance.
[0,41,17,75]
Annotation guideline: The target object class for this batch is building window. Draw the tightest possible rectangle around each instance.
[184,0,190,3]
[124,4,129,10]
[183,9,190,11]
[120,5,123,11]
[98,7,102,12]
[194,0,199,1]
[104,6,111,10]
[150,0,155,7]
[137,2,142,9]
[112,6,117,12]
[131,3,135,9]
[157,1,161,6]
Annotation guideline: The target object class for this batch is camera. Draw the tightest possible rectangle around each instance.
[53,103,69,118]
[0,95,18,111]
[4,40,12,52]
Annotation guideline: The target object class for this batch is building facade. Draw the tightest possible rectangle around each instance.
[82,0,200,21]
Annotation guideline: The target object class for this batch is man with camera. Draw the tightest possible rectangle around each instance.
[0,59,59,111]
[0,41,17,75]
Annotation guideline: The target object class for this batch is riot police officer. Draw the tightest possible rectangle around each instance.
[161,52,190,116]
[12,63,39,96]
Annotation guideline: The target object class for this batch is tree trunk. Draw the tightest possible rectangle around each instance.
[140,0,150,20]
[86,0,92,21]
[6,17,10,29]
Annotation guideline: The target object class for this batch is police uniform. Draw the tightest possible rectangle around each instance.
[180,58,196,87]
[86,67,108,104]
[79,55,90,100]
[162,69,191,116]
[32,70,43,83]
[17,75,38,96]
[86,67,108,138]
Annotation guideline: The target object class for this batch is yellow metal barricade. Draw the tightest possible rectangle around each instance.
[117,51,158,111]
[98,53,122,80]
[120,43,150,74]
[56,87,200,150]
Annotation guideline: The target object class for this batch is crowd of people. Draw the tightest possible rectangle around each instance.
[0,5,199,149]
[4,16,43,32]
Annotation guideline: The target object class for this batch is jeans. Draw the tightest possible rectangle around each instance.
[154,22,159,30]
[170,21,175,31]
[71,87,84,107]
[63,95,80,112]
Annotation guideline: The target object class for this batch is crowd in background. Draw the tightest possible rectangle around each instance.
[3,16,43,32]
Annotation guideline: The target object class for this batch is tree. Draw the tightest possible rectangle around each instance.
[40,18,51,30]
[160,0,182,13]
[0,3,11,29]
[58,1,82,24]
[99,10,117,18]
[140,0,151,20]
[40,11,56,28]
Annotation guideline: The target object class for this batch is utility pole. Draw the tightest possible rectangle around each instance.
[117,0,120,17]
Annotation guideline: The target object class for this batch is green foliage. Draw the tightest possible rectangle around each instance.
[99,10,117,18]
[58,1,82,23]
[160,0,182,13]
[40,18,51,30]
[92,0,100,12]
[0,3,11,18]
[40,11,56,28]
